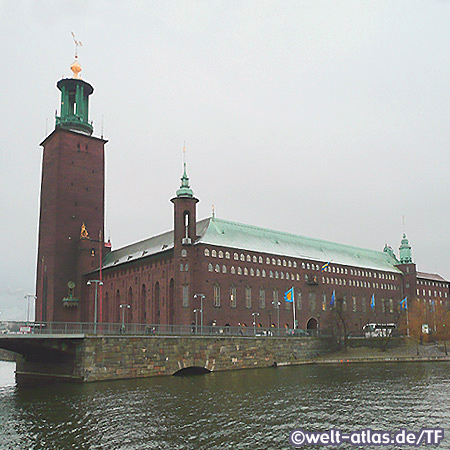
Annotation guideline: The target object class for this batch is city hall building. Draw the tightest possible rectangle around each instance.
[35,62,450,334]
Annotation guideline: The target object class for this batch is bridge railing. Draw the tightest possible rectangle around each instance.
[0,321,327,338]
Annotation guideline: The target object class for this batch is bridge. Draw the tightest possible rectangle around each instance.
[0,322,332,383]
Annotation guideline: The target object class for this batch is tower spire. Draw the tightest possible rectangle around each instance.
[399,233,413,264]
[176,143,194,198]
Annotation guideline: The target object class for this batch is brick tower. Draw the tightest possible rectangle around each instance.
[171,158,199,325]
[35,59,107,323]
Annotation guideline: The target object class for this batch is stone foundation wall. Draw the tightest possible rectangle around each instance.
[0,348,16,362]
[77,335,333,382]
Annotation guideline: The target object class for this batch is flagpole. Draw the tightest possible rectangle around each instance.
[292,287,296,330]
[406,306,409,336]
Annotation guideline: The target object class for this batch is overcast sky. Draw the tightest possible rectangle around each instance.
[0,0,449,320]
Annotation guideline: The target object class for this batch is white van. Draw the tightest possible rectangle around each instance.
[363,323,396,338]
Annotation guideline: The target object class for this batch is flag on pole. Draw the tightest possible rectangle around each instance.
[284,287,294,302]
[320,261,331,272]
[370,294,375,309]
[400,297,408,310]
[330,290,336,307]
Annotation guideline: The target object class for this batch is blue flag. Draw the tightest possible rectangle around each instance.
[284,287,294,303]
[321,261,330,272]
[330,290,335,307]
[370,294,375,309]
[400,297,408,310]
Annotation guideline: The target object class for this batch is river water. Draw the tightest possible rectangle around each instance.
[0,360,448,449]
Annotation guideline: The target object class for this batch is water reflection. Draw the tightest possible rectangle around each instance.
[0,361,449,449]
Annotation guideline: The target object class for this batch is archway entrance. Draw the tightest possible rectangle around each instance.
[306,317,318,330]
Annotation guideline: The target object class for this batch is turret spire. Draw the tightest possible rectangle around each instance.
[399,233,413,264]
[176,143,194,198]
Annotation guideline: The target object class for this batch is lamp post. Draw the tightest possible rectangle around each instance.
[194,294,205,334]
[87,280,103,334]
[24,294,36,324]
[119,303,131,333]
[272,301,281,336]
[252,312,260,335]
[194,309,202,333]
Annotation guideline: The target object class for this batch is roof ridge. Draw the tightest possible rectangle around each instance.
[211,217,388,256]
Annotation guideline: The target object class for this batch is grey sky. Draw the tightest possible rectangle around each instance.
[1,0,449,320]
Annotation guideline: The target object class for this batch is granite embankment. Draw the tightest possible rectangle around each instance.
[311,337,450,365]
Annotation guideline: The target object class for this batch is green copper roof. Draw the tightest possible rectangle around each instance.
[102,216,401,273]
[399,233,413,264]
[176,162,194,198]
[198,218,402,273]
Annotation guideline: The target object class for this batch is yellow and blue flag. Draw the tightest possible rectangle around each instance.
[370,294,375,309]
[284,287,294,303]
[320,262,330,272]
[400,297,408,310]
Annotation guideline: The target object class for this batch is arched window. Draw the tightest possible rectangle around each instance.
[269,270,273,278]
[302,262,305,269]
[181,249,187,257]
[231,266,236,274]
[250,268,254,276]
[234,253,239,260]
[222,265,227,273]
[212,250,217,257]
[204,248,210,257]
[253,256,257,263]
[262,269,266,278]
[246,255,251,262]
[238,267,242,275]
[218,251,223,259]
[275,271,279,279]
[293,261,297,268]
[215,264,220,273]
[244,267,248,275]
[277,259,281,266]
[208,263,213,272]
[266,257,270,264]
[283,260,286,267]
[182,284,189,308]
[225,252,230,259]
[280,272,284,279]
[256,269,260,277]
[288,261,292,267]
[240,254,245,261]
[259,256,263,263]
[272,258,276,265]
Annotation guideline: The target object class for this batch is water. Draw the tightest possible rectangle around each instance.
[0,360,448,449]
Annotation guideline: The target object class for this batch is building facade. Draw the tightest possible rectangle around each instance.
[35,68,450,334]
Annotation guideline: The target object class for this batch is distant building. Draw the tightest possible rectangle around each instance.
[35,66,450,333]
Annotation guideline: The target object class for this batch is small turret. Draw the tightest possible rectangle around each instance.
[399,233,413,264]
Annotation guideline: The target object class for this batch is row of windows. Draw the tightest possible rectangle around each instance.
[211,284,395,313]
[203,248,398,281]
[418,279,448,288]
[207,263,398,291]
[417,289,448,298]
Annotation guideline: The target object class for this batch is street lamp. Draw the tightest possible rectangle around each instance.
[272,301,281,335]
[194,294,205,334]
[24,294,36,324]
[87,280,103,334]
[252,312,260,335]
[119,303,131,333]
[194,308,202,333]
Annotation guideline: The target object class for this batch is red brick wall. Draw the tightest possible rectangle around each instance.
[36,128,106,322]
